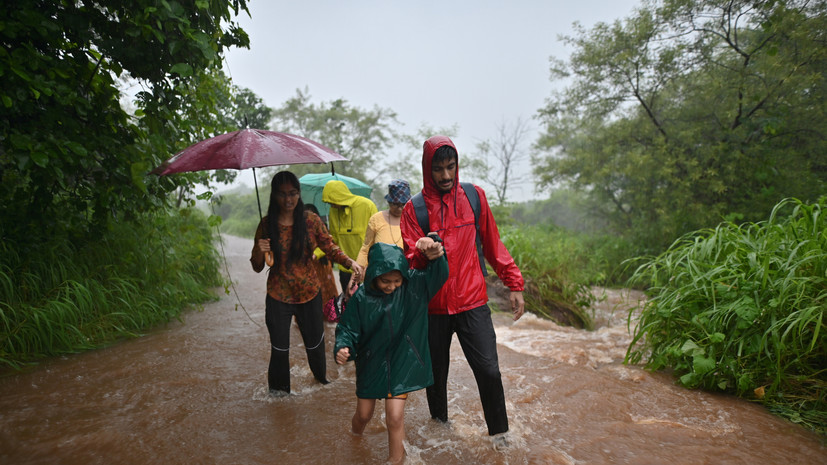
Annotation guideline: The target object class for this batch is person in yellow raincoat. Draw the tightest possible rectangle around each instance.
[322,180,378,294]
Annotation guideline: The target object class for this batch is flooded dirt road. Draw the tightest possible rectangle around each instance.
[1,235,824,464]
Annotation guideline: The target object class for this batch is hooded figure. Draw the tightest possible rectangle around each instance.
[334,242,448,399]
[401,136,524,314]
[322,180,378,284]
[399,135,525,440]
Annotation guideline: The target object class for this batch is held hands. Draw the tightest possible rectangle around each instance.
[335,347,351,365]
[415,236,444,260]
[350,259,365,283]
[348,260,365,295]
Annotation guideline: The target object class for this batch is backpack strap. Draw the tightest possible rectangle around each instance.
[460,182,487,276]
[411,184,487,276]
[411,192,429,235]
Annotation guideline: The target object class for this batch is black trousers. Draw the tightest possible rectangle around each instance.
[426,304,509,435]
[265,293,327,393]
[338,270,352,296]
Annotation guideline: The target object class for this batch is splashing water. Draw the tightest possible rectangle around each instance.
[1,237,823,464]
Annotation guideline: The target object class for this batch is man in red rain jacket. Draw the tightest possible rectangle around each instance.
[400,135,525,446]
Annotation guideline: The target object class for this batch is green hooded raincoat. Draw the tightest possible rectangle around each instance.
[334,242,448,399]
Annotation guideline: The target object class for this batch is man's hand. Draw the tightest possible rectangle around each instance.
[415,236,444,260]
[510,291,525,321]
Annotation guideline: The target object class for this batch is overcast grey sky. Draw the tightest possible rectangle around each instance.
[222,0,641,201]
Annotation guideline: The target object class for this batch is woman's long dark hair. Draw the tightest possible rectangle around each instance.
[266,171,308,269]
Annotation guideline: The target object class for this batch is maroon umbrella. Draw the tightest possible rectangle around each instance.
[153,128,348,266]
[151,128,347,175]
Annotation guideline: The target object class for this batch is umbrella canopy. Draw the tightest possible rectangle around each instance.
[151,128,347,175]
[299,173,372,216]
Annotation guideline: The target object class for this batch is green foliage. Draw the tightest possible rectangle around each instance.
[510,190,612,234]
[0,0,250,245]
[535,0,827,254]
[626,197,827,433]
[232,87,273,130]
[212,189,262,238]
[265,88,402,193]
[501,195,639,285]
[500,223,637,329]
[0,209,223,370]
[147,69,276,209]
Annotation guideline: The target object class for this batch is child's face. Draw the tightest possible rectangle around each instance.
[374,270,403,294]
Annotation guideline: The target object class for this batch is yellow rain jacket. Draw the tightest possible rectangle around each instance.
[322,180,378,274]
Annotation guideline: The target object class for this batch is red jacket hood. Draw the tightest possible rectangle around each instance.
[422,135,458,199]
[403,135,524,315]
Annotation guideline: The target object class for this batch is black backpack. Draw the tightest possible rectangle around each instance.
[410,182,487,276]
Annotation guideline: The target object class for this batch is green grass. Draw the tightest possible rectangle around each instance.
[625,197,827,434]
[211,190,262,238]
[500,224,635,329]
[0,208,223,370]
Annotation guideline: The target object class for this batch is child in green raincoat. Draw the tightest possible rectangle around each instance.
[334,237,447,464]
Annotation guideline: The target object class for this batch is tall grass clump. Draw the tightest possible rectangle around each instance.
[500,224,632,329]
[0,208,223,370]
[626,198,826,434]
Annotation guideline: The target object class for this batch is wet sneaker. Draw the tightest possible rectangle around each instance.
[492,433,510,451]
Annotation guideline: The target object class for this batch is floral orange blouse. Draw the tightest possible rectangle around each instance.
[251,212,352,304]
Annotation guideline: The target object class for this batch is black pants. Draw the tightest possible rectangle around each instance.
[338,270,352,295]
[265,293,327,393]
[426,304,509,435]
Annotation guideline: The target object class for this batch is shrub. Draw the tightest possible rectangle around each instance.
[501,224,632,328]
[0,208,223,369]
[626,198,827,434]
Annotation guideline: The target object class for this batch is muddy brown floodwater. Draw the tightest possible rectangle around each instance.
[1,235,824,465]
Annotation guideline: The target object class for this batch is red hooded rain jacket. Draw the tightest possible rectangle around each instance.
[400,135,524,315]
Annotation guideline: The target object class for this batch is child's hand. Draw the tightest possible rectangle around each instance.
[416,237,444,260]
[336,347,351,365]
[345,277,360,299]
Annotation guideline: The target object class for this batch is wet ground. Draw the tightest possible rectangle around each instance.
[0,235,824,464]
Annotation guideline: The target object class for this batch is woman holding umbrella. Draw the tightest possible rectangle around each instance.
[251,171,365,395]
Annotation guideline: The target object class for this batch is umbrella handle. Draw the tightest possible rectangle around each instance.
[265,251,274,267]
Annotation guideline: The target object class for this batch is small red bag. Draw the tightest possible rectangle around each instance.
[323,281,360,323]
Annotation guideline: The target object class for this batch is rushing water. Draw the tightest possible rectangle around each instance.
[1,235,824,465]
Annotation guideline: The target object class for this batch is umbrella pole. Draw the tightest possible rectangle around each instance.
[253,167,263,220]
